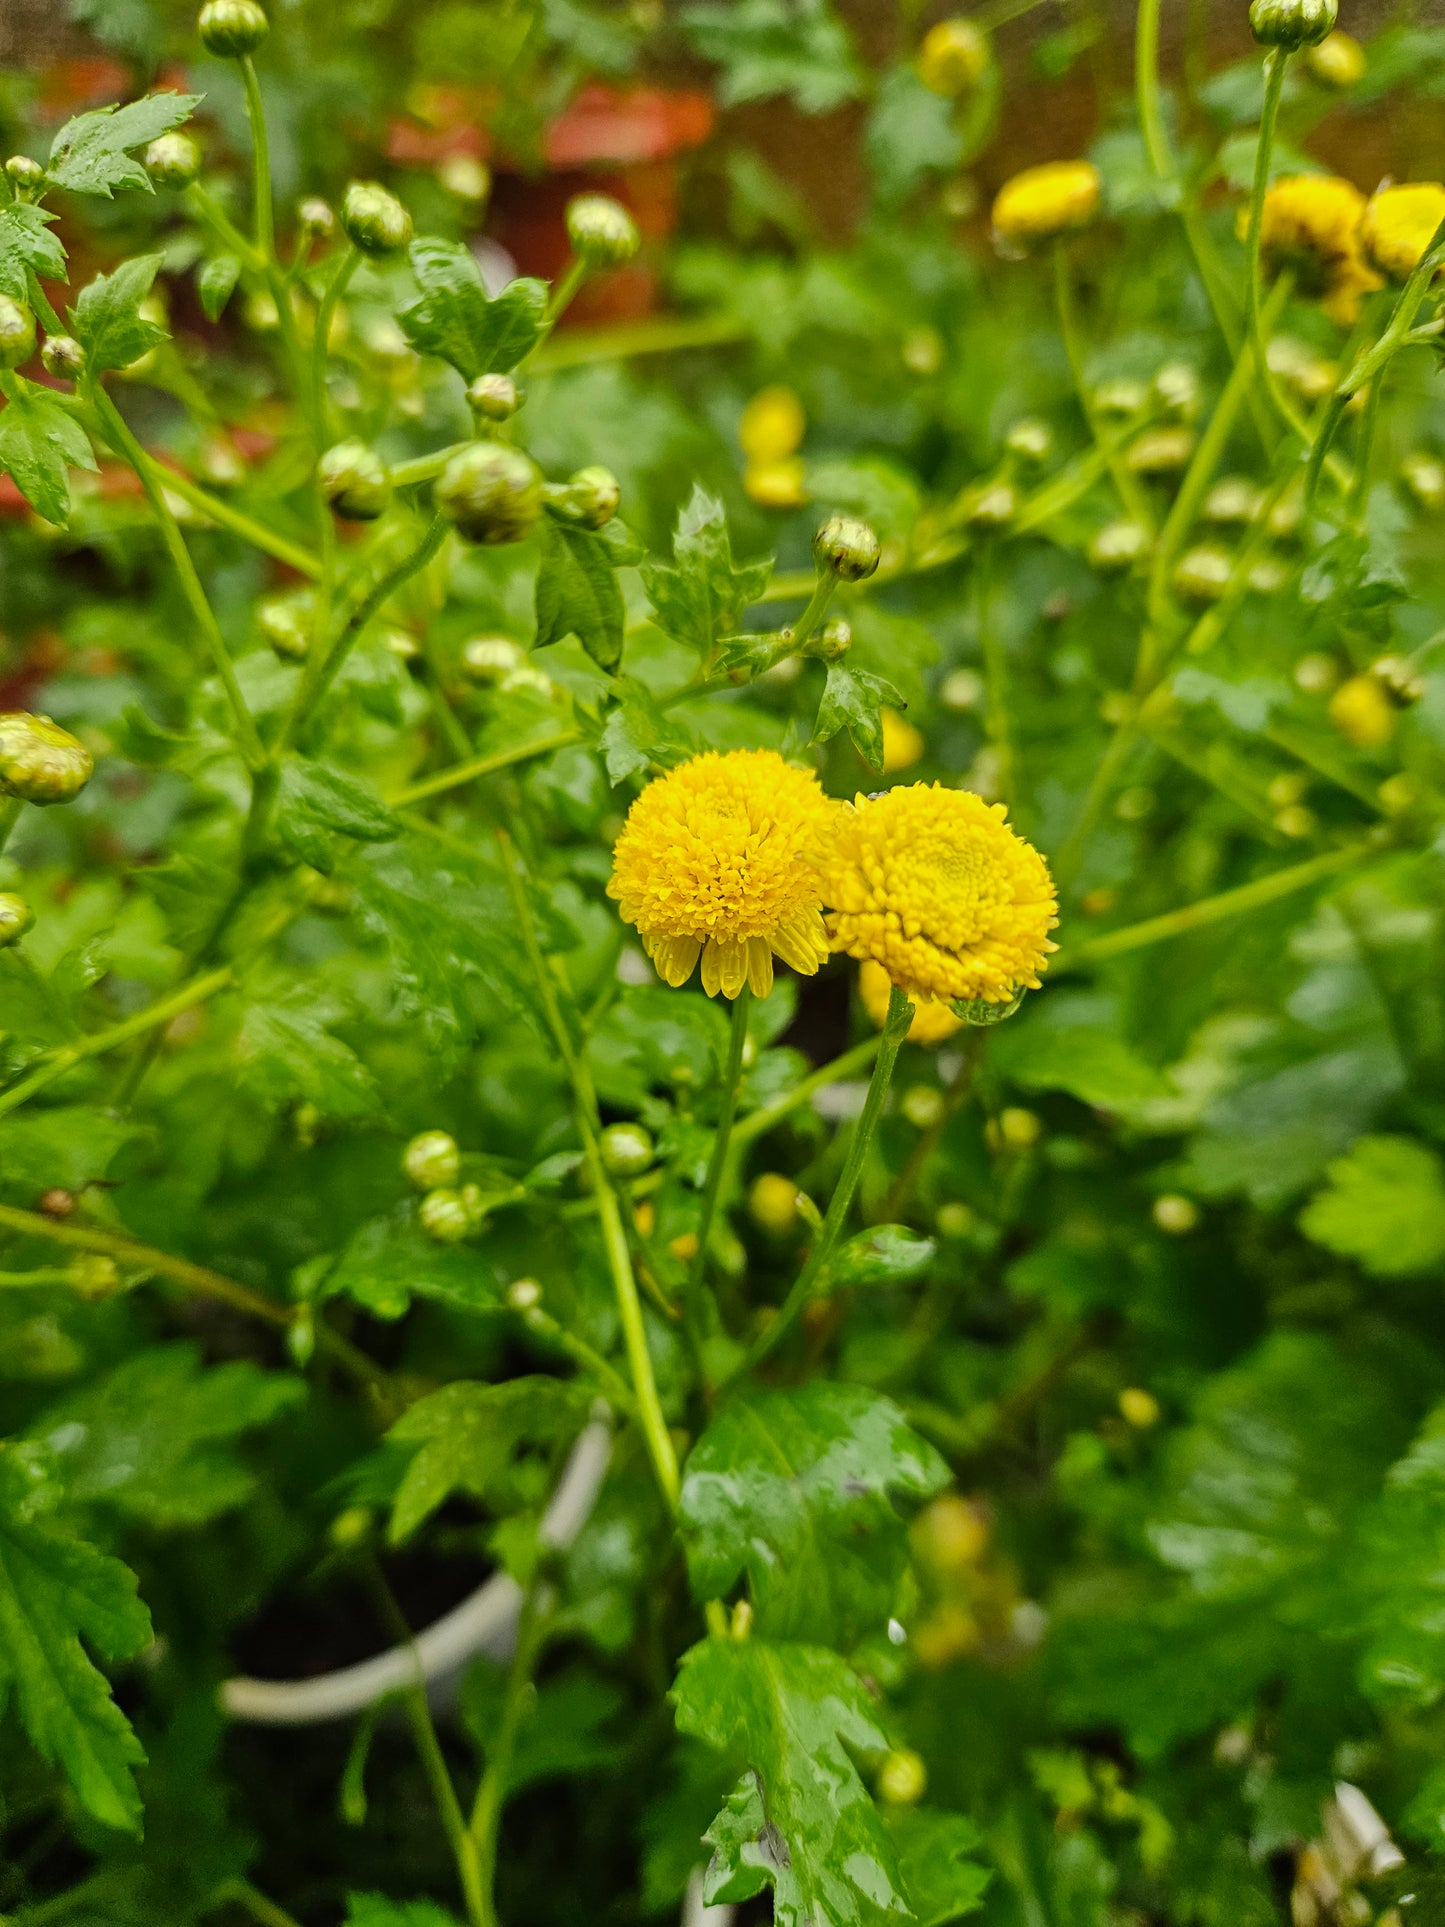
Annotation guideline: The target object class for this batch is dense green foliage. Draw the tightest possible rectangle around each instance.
[4,2,1445,1924]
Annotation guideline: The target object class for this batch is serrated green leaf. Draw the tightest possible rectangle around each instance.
[70,253,167,373]
[681,0,865,113]
[0,203,67,303]
[233,985,382,1120]
[345,1897,464,1927]
[1355,1417,1445,1710]
[319,1206,502,1320]
[461,1664,624,1793]
[197,252,241,321]
[27,1344,302,1528]
[387,1377,591,1541]
[641,487,772,655]
[812,662,905,771]
[48,92,202,197]
[271,756,399,874]
[883,1809,990,1926]
[0,382,98,527]
[672,1638,910,1927]
[0,1105,148,1197]
[825,1225,937,1290]
[1299,1134,1445,1277]
[400,241,547,379]
[0,1449,152,1833]
[535,520,627,671]
[679,1382,947,1645]
[599,676,696,783]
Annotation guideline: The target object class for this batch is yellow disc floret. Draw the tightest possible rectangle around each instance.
[1361,182,1445,282]
[607,749,837,1000]
[1253,175,1382,323]
[859,959,962,1045]
[819,782,1057,1007]
[991,161,1101,250]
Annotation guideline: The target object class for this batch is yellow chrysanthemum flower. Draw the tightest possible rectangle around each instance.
[1360,182,1445,282]
[917,17,989,96]
[991,161,1101,250]
[744,457,808,509]
[859,959,962,1046]
[607,748,837,1000]
[1305,29,1366,87]
[818,783,1057,1007]
[739,386,805,464]
[1252,175,1383,324]
[881,708,926,773]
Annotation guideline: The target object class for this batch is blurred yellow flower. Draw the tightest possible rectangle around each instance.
[859,958,962,1045]
[1305,28,1366,86]
[992,160,1101,249]
[1253,175,1382,323]
[1328,674,1395,747]
[917,17,989,95]
[739,386,804,463]
[1361,182,1445,282]
[744,457,807,509]
[818,782,1057,1007]
[607,749,836,1000]
[881,707,925,772]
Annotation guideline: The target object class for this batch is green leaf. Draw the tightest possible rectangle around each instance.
[70,253,167,373]
[1356,1417,1445,1710]
[345,1898,464,1927]
[48,92,203,197]
[27,1344,302,1528]
[234,985,383,1121]
[0,381,98,527]
[883,1809,990,1926]
[672,1638,910,1927]
[197,252,241,322]
[0,203,67,303]
[387,1378,591,1541]
[599,676,696,783]
[865,66,965,207]
[681,0,865,113]
[400,241,547,379]
[641,487,772,655]
[462,1664,624,1793]
[990,995,1167,1109]
[0,1447,152,1833]
[535,520,627,671]
[825,1225,937,1290]
[678,1382,947,1645]
[0,1105,149,1197]
[813,662,905,772]
[271,756,400,874]
[1299,1134,1445,1277]
[319,1206,502,1320]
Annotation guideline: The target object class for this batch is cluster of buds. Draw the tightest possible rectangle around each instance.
[401,1131,492,1242]
[543,465,621,530]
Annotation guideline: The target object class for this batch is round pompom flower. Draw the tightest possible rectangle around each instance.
[859,959,961,1046]
[607,749,837,1000]
[818,783,1057,1008]
[1361,182,1445,282]
[1252,176,1382,323]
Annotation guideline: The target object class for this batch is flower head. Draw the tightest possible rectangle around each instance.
[1361,182,1445,282]
[607,749,837,1000]
[1253,176,1382,324]
[818,783,1057,1008]
[859,959,962,1046]
[992,161,1101,251]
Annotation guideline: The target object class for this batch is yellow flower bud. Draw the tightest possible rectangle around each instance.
[992,160,1101,250]
[1118,1387,1161,1429]
[739,386,805,463]
[749,1172,801,1236]
[881,708,925,774]
[1328,673,1396,748]
[1304,29,1366,86]
[1153,1193,1199,1234]
[878,1749,928,1806]
[917,18,989,95]
[744,459,807,509]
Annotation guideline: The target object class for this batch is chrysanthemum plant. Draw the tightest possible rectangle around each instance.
[5,0,1445,1921]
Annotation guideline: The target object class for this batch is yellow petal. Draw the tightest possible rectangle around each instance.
[771,910,829,975]
[700,939,722,998]
[653,935,701,987]
[715,939,750,999]
[747,937,774,998]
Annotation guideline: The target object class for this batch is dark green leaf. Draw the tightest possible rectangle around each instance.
[197,252,241,321]
[271,756,399,874]
[70,253,167,373]
[234,985,382,1121]
[0,1447,152,1833]
[27,1344,302,1528]
[320,1206,502,1320]
[400,241,547,378]
[345,1898,464,1927]
[641,487,772,655]
[599,676,696,783]
[0,382,98,526]
[825,1224,937,1290]
[462,1664,624,1793]
[535,520,627,671]
[387,1377,591,1541]
[672,1638,910,1927]
[0,203,67,303]
[884,1809,990,1926]
[990,995,1167,1109]
[0,1105,148,1197]
[679,1382,948,1645]
[812,662,905,771]
[48,92,202,197]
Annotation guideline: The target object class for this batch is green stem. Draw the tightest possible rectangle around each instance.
[685,986,751,1363]
[1053,711,1143,897]
[530,310,745,371]
[788,574,837,652]
[976,540,1013,806]
[240,57,275,262]
[131,454,321,577]
[0,796,22,855]
[879,1029,986,1224]
[311,246,360,443]
[497,833,680,1512]
[0,965,233,1119]
[1054,242,1154,530]
[206,1880,304,1927]
[542,257,588,332]
[468,1583,546,1927]
[511,1298,639,1414]
[733,985,914,1379]
[1244,49,1311,451]
[87,385,265,769]
[390,729,580,807]
[0,1269,77,1287]
[185,181,265,273]
[731,1035,884,1150]
[1134,0,1171,183]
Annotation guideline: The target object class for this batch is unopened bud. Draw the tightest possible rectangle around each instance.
[917,17,989,95]
[436,442,544,545]
[813,513,880,582]
[989,1106,1041,1152]
[1154,360,1202,418]
[1249,0,1336,49]
[419,1187,472,1242]
[1127,426,1195,474]
[0,713,93,805]
[1152,1193,1199,1234]
[1118,1386,1161,1429]
[40,334,85,380]
[545,464,620,530]
[878,1749,928,1806]
[5,155,44,195]
[403,1129,460,1191]
[565,193,640,267]
[964,480,1017,529]
[1173,545,1233,603]
[749,1172,800,1235]
[1087,519,1151,572]
[197,0,270,56]
[0,892,33,947]
[329,1504,373,1549]
[1329,673,1396,748]
[902,1084,946,1130]
[40,1188,75,1218]
[936,1201,974,1239]
[0,297,36,371]
[298,196,335,237]
[507,1276,543,1312]
[146,132,201,187]
[341,180,413,256]
[318,439,392,521]
[69,1253,120,1298]
[467,372,518,422]
[1371,653,1425,703]
[1005,417,1052,462]
[806,617,851,662]
[1305,27,1365,83]
[460,636,525,682]
[599,1121,654,1176]
[257,595,311,661]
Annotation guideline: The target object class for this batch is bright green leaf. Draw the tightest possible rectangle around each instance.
[387,1377,591,1541]
[535,521,627,671]
[0,382,98,527]
[70,253,167,373]
[48,92,202,197]
[1299,1134,1445,1277]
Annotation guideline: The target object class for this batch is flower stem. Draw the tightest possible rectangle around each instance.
[880,1028,986,1223]
[1053,242,1154,530]
[510,1296,640,1415]
[311,245,360,443]
[468,1581,546,1927]
[206,1881,305,1927]
[497,833,680,1512]
[685,986,751,1366]
[975,539,1013,806]
[733,985,914,1379]
[788,574,837,651]
[390,729,581,807]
